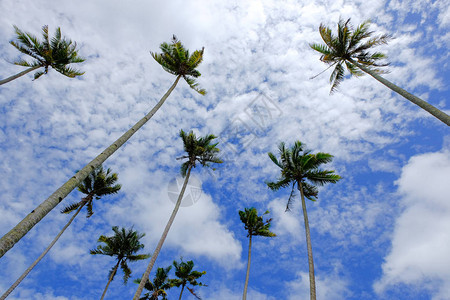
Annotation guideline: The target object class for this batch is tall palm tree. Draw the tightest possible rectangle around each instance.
[0,35,206,258]
[168,258,206,300]
[0,25,84,85]
[91,226,150,300]
[266,141,341,300]
[239,207,276,300]
[310,18,450,126]
[134,266,173,300]
[0,166,121,300]
[133,129,222,299]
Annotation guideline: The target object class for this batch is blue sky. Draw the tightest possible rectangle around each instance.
[0,0,449,299]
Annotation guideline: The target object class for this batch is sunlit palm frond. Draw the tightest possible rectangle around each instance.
[311,18,390,92]
[152,36,206,95]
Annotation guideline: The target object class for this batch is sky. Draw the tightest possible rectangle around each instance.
[0,0,449,299]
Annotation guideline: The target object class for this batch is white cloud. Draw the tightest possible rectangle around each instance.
[374,149,450,298]
[287,271,350,300]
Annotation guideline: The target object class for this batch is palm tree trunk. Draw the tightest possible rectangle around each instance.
[0,65,41,85]
[178,284,186,300]
[298,181,316,300]
[0,200,86,300]
[133,166,193,300]
[349,58,450,126]
[100,260,120,300]
[0,75,182,258]
[242,234,252,300]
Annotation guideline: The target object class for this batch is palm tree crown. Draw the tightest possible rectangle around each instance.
[178,129,223,176]
[239,207,276,238]
[9,25,85,80]
[169,258,206,300]
[267,141,341,210]
[91,226,150,284]
[309,19,450,126]
[135,266,173,300]
[61,165,121,218]
[151,35,206,95]
[310,18,389,93]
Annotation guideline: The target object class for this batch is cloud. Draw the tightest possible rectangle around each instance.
[286,271,350,300]
[374,149,450,299]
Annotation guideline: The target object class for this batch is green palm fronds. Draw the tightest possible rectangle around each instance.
[151,35,206,95]
[9,25,85,80]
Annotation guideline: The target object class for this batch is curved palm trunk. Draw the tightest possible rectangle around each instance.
[100,260,120,300]
[0,75,182,258]
[242,234,252,300]
[349,59,450,126]
[178,284,186,300]
[298,181,316,300]
[133,166,192,300]
[0,65,41,85]
[0,200,86,300]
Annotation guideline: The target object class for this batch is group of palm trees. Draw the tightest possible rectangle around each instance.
[91,227,206,300]
[0,17,448,300]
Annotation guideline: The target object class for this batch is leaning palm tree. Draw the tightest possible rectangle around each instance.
[168,258,206,300]
[0,25,84,85]
[91,226,150,300]
[0,166,121,300]
[0,35,206,258]
[239,207,276,300]
[133,130,222,299]
[134,266,173,300]
[267,141,341,300]
[310,18,450,126]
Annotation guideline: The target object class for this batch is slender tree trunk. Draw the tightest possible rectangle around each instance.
[0,75,182,258]
[349,59,450,126]
[0,200,87,300]
[178,284,186,300]
[0,65,41,85]
[100,260,120,300]
[133,166,193,300]
[242,234,252,300]
[298,181,316,300]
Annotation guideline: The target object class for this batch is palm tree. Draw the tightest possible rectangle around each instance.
[134,266,173,300]
[266,141,341,300]
[0,166,121,300]
[310,18,450,126]
[133,130,222,299]
[239,207,276,300]
[168,258,206,300]
[0,35,206,258]
[0,25,84,85]
[91,226,150,300]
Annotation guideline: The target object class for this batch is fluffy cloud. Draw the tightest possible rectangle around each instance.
[374,149,450,299]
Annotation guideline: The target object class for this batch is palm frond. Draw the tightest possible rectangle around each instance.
[121,260,132,284]
[60,201,82,214]
[329,63,345,93]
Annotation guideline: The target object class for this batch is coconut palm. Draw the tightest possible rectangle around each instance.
[0,35,206,258]
[0,25,84,85]
[134,266,173,300]
[168,258,206,300]
[0,166,120,300]
[133,129,222,299]
[266,141,341,300]
[239,207,276,300]
[310,18,450,126]
[91,226,150,300]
